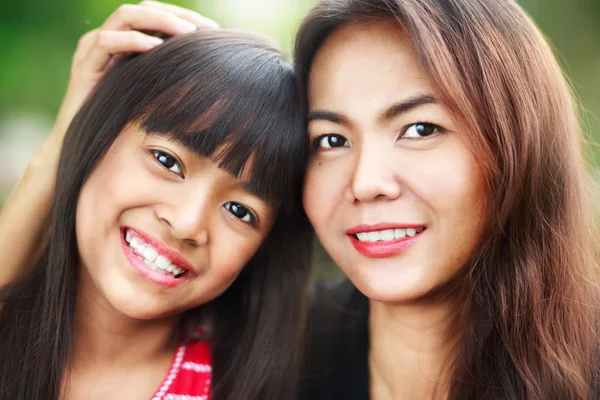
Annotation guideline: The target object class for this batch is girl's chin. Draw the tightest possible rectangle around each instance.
[111,302,181,321]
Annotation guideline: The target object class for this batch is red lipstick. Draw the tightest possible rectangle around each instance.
[347,223,425,259]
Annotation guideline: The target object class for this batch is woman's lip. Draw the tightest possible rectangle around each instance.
[122,226,196,274]
[120,235,191,288]
[349,230,423,258]
[346,222,425,235]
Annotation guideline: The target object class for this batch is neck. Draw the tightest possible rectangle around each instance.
[72,271,180,369]
[368,295,462,400]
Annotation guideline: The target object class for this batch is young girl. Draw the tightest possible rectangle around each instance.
[0,4,312,400]
[295,0,600,399]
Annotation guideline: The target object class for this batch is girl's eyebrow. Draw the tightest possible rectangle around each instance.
[237,179,278,212]
[146,131,200,155]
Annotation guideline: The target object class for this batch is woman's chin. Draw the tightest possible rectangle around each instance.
[347,265,452,305]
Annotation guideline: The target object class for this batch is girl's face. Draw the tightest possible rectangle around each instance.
[76,124,277,319]
[303,21,486,303]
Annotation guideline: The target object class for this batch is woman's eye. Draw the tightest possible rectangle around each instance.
[224,202,256,225]
[401,123,440,139]
[152,150,182,175]
[314,134,349,150]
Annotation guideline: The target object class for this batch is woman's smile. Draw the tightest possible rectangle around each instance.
[346,223,426,258]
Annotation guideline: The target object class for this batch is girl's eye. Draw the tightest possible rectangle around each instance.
[152,150,182,175]
[313,134,349,150]
[401,123,440,139]
[224,202,256,226]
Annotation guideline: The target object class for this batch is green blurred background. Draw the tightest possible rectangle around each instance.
[0,0,598,278]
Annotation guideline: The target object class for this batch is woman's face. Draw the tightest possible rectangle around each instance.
[303,21,485,303]
[76,123,277,319]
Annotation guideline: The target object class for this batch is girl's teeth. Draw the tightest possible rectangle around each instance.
[126,230,186,278]
[130,237,141,249]
[143,259,157,271]
[406,228,416,237]
[143,247,158,262]
[134,245,145,256]
[155,255,171,269]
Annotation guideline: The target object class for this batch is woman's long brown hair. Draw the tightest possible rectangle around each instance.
[295,0,600,398]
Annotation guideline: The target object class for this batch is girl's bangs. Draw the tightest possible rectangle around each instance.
[115,31,306,210]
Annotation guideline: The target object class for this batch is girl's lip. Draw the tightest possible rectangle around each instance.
[120,230,193,288]
[121,226,196,274]
[346,222,425,235]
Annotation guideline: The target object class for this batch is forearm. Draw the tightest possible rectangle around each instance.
[0,135,61,286]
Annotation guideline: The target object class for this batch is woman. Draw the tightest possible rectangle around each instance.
[0,4,312,399]
[296,0,600,399]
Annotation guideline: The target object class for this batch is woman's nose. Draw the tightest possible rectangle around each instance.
[348,145,402,203]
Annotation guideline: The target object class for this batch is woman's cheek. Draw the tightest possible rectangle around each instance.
[303,161,338,228]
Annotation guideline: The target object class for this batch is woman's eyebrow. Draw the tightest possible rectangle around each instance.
[307,110,350,126]
[307,94,438,127]
[378,94,438,123]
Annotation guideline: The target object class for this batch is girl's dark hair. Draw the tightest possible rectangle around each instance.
[0,29,313,400]
[296,1,599,399]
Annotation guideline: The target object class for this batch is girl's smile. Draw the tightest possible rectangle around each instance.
[121,227,196,288]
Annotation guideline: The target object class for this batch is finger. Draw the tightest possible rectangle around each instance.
[103,3,198,35]
[78,30,164,75]
[104,53,126,71]
[72,29,99,64]
[140,0,219,29]
[97,30,164,55]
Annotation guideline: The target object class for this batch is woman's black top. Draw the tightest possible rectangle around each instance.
[299,280,370,400]
[298,282,600,400]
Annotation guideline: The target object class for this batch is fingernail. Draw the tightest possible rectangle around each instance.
[179,20,198,32]
[146,36,164,46]
[201,18,219,29]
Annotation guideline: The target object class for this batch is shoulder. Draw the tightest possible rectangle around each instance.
[299,279,369,400]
